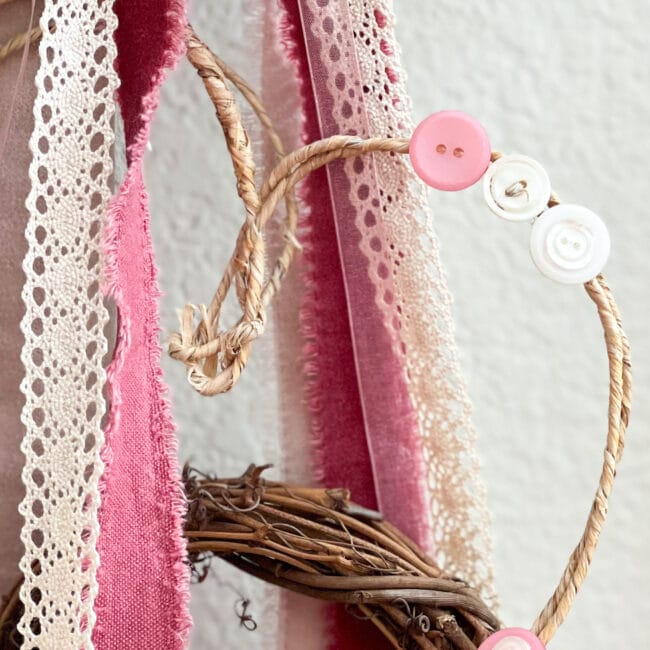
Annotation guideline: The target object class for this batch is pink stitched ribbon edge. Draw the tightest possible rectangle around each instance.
[93,1,192,647]
[297,0,431,550]
[278,1,430,648]
[279,3,383,647]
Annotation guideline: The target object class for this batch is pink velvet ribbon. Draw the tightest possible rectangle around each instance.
[279,1,430,647]
[92,1,191,647]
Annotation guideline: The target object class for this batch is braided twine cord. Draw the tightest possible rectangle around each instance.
[0,0,57,62]
[0,19,632,649]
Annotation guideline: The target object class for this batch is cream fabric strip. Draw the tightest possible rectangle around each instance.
[18,0,118,646]
[307,0,496,601]
[260,3,331,648]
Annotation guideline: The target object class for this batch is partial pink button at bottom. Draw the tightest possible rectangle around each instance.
[478,628,546,650]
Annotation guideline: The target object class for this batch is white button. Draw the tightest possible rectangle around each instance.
[483,154,551,221]
[493,638,531,650]
[530,204,610,284]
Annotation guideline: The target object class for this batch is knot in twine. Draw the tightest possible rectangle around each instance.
[169,302,265,396]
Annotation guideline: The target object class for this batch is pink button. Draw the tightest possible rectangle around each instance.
[410,110,491,191]
[478,628,546,650]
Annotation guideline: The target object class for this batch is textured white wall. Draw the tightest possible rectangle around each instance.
[148,2,650,648]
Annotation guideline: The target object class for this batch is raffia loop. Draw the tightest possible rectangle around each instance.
[168,27,406,395]
[167,27,300,395]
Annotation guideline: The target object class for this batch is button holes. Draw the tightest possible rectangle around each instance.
[453,147,465,158]
[435,143,446,154]
[505,179,528,197]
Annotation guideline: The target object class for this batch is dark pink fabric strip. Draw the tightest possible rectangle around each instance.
[93,1,191,647]
[278,1,429,648]
[296,0,431,549]
[279,0,378,519]
[279,3,386,647]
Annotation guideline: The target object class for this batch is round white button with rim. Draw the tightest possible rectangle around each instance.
[530,204,610,284]
[483,154,551,221]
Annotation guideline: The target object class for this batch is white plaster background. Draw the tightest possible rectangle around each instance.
[146,2,650,648]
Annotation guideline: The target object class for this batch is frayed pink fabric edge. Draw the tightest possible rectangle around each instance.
[94,1,192,646]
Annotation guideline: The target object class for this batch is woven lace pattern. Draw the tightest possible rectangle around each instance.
[306,0,496,601]
[18,0,118,646]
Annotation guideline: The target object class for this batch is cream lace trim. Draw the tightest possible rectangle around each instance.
[18,0,118,646]
[306,0,496,601]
